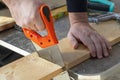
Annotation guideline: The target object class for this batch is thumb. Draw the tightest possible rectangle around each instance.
[35,12,45,31]
[67,33,79,49]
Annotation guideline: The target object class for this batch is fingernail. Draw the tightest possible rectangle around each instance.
[98,56,103,59]
[73,44,78,49]
[104,54,109,57]
[73,42,78,49]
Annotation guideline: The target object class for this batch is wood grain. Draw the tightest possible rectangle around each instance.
[0,17,15,31]
[0,53,63,80]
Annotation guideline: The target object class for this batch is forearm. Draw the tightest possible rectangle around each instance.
[66,0,88,25]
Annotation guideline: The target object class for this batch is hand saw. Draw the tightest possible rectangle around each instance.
[22,4,64,67]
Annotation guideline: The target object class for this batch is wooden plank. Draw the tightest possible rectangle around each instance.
[53,71,70,80]
[0,53,63,80]
[0,16,15,31]
[58,38,90,69]
[58,20,120,69]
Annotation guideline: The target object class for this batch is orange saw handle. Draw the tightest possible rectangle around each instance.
[22,4,58,48]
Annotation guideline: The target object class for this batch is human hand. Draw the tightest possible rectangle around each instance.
[3,0,45,31]
[68,13,112,59]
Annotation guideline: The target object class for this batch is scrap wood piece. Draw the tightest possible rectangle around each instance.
[58,20,120,69]
[0,53,63,80]
[0,16,15,31]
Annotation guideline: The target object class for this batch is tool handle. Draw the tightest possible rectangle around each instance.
[88,2,110,12]
[22,4,58,48]
[89,0,114,12]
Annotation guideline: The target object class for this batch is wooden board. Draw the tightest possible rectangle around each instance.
[0,53,63,80]
[34,20,120,69]
[58,38,90,69]
[0,16,15,31]
[58,20,120,69]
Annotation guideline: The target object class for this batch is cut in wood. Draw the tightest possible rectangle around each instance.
[0,52,63,80]
[0,16,15,31]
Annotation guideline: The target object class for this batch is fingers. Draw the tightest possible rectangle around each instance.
[90,34,103,58]
[21,10,45,31]
[96,35,110,57]
[79,32,111,59]
[79,35,96,57]
[102,36,112,50]
[90,33,111,59]
[67,33,79,49]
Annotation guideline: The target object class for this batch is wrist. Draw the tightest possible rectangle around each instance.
[68,12,89,25]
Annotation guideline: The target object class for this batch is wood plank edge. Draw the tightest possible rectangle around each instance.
[0,22,15,31]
